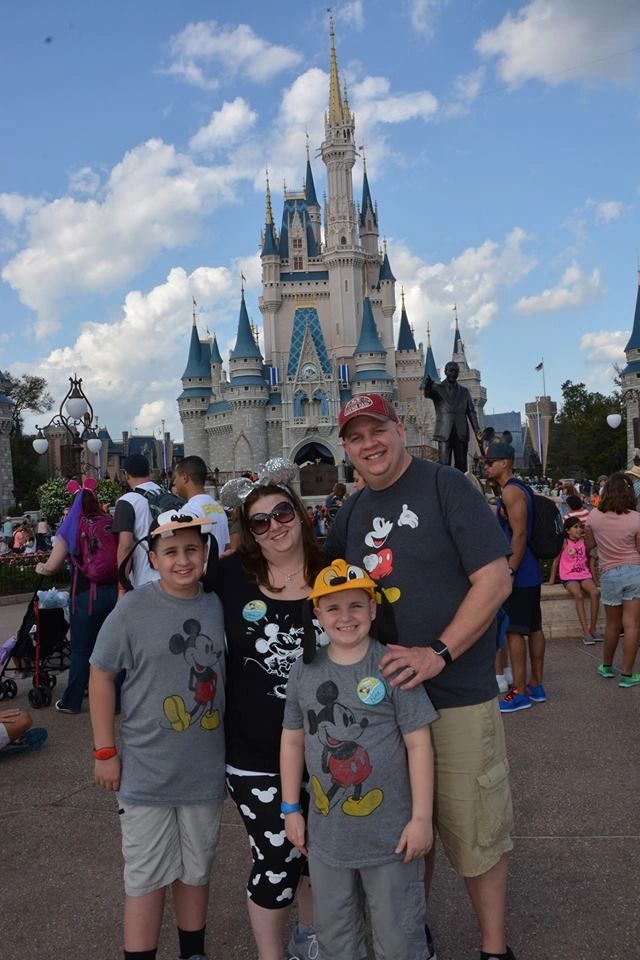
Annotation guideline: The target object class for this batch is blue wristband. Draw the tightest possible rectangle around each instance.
[281,801,302,815]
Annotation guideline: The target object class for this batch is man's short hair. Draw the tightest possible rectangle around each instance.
[175,455,208,487]
[123,454,150,478]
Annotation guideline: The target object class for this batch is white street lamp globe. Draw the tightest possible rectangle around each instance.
[86,437,102,453]
[607,413,622,429]
[66,395,89,419]
[33,436,49,455]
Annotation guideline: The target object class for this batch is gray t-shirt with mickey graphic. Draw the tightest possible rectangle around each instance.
[283,639,436,868]
[90,581,226,806]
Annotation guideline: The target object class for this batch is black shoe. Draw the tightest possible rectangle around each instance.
[480,949,516,960]
[425,923,437,960]
[55,699,79,715]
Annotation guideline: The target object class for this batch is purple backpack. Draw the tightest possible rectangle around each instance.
[72,514,118,612]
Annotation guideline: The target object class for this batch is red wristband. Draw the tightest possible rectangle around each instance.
[93,746,118,761]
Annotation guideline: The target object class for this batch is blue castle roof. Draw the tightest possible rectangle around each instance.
[305,159,319,207]
[378,251,395,283]
[453,322,463,357]
[279,197,318,260]
[624,275,640,352]
[181,323,211,379]
[354,297,385,355]
[261,221,278,257]
[230,292,262,360]
[396,301,417,351]
[210,334,223,364]
[360,170,376,228]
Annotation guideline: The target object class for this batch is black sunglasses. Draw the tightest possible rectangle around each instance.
[248,500,296,536]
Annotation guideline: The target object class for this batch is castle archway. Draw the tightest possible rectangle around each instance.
[292,442,338,497]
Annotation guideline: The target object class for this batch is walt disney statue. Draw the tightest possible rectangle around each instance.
[424,361,483,472]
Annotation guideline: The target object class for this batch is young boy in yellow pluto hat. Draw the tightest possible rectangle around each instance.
[280,559,437,960]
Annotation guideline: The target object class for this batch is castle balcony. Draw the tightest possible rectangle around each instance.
[292,416,332,428]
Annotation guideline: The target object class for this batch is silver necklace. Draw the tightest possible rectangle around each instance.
[274,565,304,583]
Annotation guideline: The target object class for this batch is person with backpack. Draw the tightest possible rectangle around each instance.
[36,478,118,715]
[112,454,169,593]
[482,440,548,714]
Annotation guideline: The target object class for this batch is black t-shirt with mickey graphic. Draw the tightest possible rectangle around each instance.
[325,458,511,711]
[215,551,327,773]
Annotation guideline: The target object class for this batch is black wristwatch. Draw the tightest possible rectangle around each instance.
[432,642,452,666]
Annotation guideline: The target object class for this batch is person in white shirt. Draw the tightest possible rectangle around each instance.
[112,454,162,591]
[172,456,230,557]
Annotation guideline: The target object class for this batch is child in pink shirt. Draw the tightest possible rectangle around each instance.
[550,517,601,644]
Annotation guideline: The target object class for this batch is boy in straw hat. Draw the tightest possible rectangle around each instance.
[280,560,437,960]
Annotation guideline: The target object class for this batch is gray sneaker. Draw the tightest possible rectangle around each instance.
[287,923,319,960]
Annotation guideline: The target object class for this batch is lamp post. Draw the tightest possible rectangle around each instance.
[32,375,102,479]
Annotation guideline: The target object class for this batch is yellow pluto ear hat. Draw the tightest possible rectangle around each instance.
[309,560,377,605]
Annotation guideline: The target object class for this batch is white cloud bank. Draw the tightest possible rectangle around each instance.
[165,21,303,90]
[410,0,444,38]
[189,97,258,154]
[515,262,605,314]
[477,0,640,88]
[580,329,629,388]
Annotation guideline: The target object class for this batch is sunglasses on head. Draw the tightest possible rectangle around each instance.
[247,500,296,535]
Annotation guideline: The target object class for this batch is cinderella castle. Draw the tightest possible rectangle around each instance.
[178,20,486,480]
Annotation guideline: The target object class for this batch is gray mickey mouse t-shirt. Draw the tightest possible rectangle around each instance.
[283,639,437,868]
[91,581,225,806]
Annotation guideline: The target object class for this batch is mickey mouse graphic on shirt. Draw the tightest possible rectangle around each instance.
[163,618,222,732]
[307,679,383,818]
[362,504,419,602]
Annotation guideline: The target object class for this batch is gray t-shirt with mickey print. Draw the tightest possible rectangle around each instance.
[91,581,226,806]
[284,639,436,868]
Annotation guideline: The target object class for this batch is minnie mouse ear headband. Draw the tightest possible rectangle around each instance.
[66,477,98,496]
[219,458,297,510]
[149,509,212,540]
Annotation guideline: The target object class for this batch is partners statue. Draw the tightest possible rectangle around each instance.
[424,361,483,471]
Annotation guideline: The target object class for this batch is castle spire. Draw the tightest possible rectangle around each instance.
[230,289,262,360]
[328,13,345,126]
[423,322,439,385]
[265,169,273,225]
[624,267,640,352]
[261,170,278,257]
[397,287,417,351]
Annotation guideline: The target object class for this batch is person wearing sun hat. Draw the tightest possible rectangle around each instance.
[281,558,437,960]
[89,506,226,960]
[328,392,516,960]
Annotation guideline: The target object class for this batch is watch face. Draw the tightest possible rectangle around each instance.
[301,362,318,380]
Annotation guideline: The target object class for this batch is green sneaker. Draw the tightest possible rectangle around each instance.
[597,664,615,679]
[618,673,640,688]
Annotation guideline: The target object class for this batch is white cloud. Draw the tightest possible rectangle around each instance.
[477,0,640,88]
[338,1,365,31]
[410,0,444,38]
[0,193,43,226]
[580,329,629,387]
[444,67,486,117]
[1,139,253,338]
[68,166,101,196]
[389,227,536,369]
[16,263,244,438]
[592,200,624,224]
[165,21,303,90]
[515,261,605,314]
[189,98,258,154]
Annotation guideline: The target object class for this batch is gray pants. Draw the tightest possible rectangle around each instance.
[308,852,428,960]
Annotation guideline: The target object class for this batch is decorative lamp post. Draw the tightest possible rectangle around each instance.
[32,375,101,479]
[606,413,622,430]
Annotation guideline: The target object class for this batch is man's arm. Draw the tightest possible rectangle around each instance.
[395,726,434,863]
[501,483,528,573]
[465,389,481,436]
[380,555,512,688]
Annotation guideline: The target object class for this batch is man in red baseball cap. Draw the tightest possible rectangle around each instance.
[328,392,517,960]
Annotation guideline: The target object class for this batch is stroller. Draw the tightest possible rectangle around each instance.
[0,582,70,707]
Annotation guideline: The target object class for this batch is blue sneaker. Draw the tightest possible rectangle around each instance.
[288,923,319,960]
[525,683,546,702]
[499,689,532,713]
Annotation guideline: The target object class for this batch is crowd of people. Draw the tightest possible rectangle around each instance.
[5,394,640,960]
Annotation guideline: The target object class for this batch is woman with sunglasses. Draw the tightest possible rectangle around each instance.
[215,477,325,960]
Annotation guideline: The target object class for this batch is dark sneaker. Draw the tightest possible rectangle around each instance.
[525,683,546,702]
[426,922,438,959]
[0,728,48,756]
[499,689,532,713]
[55,700,80,715]
[480,949,517,960]
[287,923,319,960]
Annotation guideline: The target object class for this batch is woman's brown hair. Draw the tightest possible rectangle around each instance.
[82,489,103,518]
[238,484,324,592]
[599,472,636,514]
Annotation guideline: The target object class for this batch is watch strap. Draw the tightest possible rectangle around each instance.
[432,642,452,666]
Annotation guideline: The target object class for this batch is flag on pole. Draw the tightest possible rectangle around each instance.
[535,361,544,371]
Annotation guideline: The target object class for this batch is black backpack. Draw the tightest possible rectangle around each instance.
[134,488,185,531]
[506,479,564,559]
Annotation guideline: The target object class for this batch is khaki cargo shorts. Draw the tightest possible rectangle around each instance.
[431,699,513,878]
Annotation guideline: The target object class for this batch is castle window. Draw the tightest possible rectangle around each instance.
[345,280,348,291]
[292,238,302,250]
[293,256,303,270]
[341,236,346,246]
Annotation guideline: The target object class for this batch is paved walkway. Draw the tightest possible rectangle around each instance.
[1,599,639,960]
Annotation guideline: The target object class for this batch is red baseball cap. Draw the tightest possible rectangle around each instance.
[338,393,399,437]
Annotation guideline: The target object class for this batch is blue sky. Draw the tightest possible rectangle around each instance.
[1,0,639,440]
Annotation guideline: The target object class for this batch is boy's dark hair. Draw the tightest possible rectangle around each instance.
[566,495,583,511]
[175,455,208,487]
[501,430,513,444]
[123,453,150,478]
